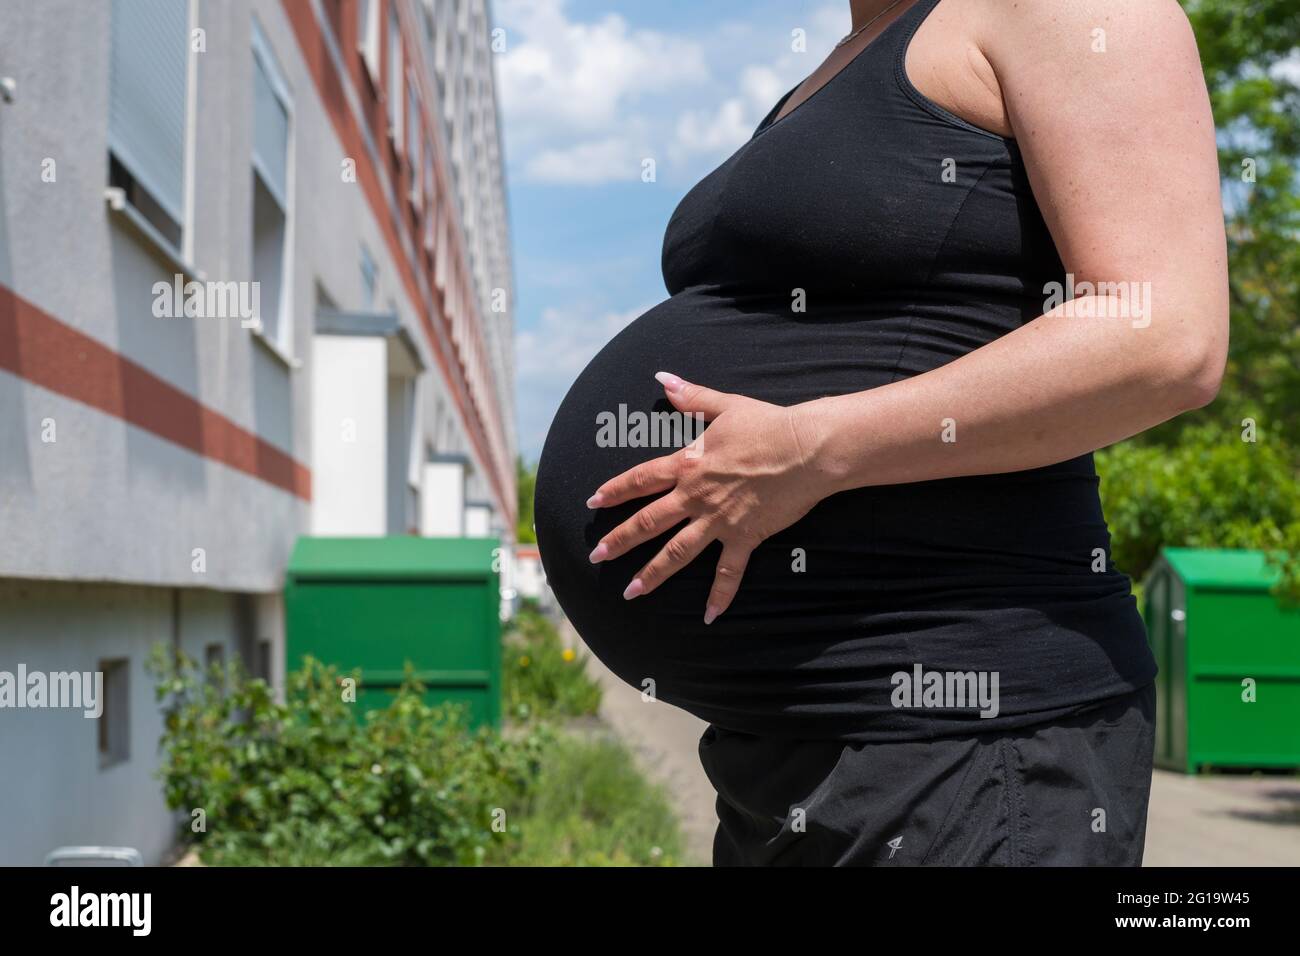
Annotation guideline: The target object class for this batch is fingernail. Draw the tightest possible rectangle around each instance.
[586,494,604,509]
[703,605,720,625]
[623,578,644,600]
[588,543,608,564]
[654,371,684,393]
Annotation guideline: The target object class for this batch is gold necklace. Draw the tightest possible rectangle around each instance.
[835,0,908,48]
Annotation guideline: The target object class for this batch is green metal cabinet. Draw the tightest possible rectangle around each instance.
[1143,548,1300,773]
[285,536,501,728]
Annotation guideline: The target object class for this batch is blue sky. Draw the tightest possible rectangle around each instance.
[493,0,852,461]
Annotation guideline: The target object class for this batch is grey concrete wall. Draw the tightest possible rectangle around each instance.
[0,578,283,865]
[0,0,511,864]
[0,0,307,592]
[0,0,508,596]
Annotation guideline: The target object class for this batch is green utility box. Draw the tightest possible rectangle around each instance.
[1143,548,1300,774]
[285,536,502,728]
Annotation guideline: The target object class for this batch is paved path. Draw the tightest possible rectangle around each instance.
[1144,770,1300,866]
[565,620,1300,867]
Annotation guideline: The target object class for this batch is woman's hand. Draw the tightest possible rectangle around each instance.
[586,372,837,624]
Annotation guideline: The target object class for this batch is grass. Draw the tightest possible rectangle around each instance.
[502,609,602,721]
[490,733,684,867]
[496,609,683,865]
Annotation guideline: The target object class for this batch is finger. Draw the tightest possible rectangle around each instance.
[703,544,752,625]
[589,494,689,564]
[654,371,740,420]
[587,454,678,509]
[623,523,712,600]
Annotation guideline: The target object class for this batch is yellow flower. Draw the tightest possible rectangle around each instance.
[561,648,576,663]
[518,655,531,668]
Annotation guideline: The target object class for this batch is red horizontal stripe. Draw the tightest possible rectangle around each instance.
[0,284,311,500]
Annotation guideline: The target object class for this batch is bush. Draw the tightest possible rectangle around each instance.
[149,648,546,866]
[1097,424,1300,601]
[149,642,683,866]
[502,610,602,721]
[489,734,683,867]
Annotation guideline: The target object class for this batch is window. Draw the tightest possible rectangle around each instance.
[432,0,448,78]
[425,180,437,253]
[407,83,422,204]
[430,399,445,449]
[252,19,293,354]
[388,5,403,148]
[387,375,420,535]
[254,640,273,683]
[252,179,288,347]
[97,659,130,769]
[107,0,190,254]
[407,385,423,525]
[360,245,378,310]
[434,206,448,286]
[358,0,380,84]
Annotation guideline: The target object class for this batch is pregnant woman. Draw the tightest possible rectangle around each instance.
[534,0,1227,865]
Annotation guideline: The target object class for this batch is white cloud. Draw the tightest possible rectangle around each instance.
[671,65,788,159]
[495,0,853,185]
[525,134,645,185]
[496,0,709,183]
[669,8,850,163]
[515,302,649,456]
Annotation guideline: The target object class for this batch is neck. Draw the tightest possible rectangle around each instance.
[849,0,906,32]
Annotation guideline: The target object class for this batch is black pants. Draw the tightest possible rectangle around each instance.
[699,683,1156,866]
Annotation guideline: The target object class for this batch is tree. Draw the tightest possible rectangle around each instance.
[1096,2,1300,595]
[1143,1,1300,448]
[516,457,537,543]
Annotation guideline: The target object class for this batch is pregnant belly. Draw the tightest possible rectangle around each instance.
[533,289,1150,740]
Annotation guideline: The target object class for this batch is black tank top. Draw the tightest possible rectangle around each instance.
[534,0,1156,741]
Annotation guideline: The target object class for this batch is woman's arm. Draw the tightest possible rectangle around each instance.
[588,0,1228,622]
[802,0,1227,491]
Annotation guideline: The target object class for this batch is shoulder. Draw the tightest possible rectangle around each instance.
[952,0,1225,321]
[958,0,1208,146]
[969,0,1199,74]
[904,0,1207,142]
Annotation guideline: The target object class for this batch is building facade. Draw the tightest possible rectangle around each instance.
[0,0,515,865]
